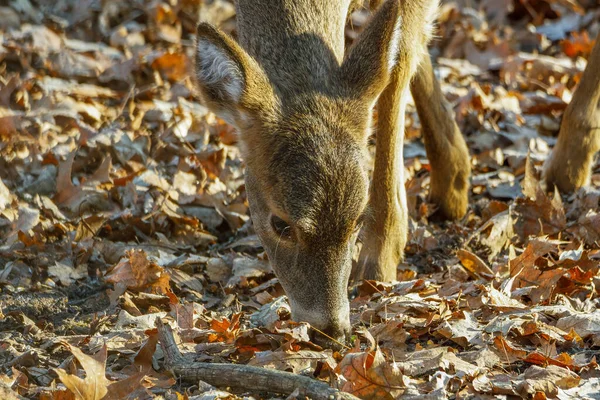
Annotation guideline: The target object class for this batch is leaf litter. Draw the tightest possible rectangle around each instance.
[0,0,599,399]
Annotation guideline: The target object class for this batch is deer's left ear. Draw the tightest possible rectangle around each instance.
[195,23,277,128]
[340,0,403,102]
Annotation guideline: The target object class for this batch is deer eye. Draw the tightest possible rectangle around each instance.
[354,222,363,234]
[271,215,292,239]
[354,215,365,234]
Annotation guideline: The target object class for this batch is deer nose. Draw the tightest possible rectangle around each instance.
[291,306,351,348]
[311,321,351,350]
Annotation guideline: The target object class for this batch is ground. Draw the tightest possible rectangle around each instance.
[0,0,599,399]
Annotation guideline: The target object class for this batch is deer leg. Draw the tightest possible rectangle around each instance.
[411,54,471,220]
[358,70,411,282]
[543,34,600,192]
[356,0,438,281]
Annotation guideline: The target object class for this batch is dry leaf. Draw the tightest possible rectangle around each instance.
[336,347,406,399]
[105,250,171,294]
[54,344,144,400]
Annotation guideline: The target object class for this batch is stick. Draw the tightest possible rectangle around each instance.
[155,318,360,400]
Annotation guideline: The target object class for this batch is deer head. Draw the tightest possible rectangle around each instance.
[194,0,406,343]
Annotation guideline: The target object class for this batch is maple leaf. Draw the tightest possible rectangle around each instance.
[208,313,242,343]
[509,238,564,303]
[54,343,145,400]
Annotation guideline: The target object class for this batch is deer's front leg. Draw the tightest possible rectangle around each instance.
[543,35,600,192]
[411,54,470,220]
[358,71,410,282]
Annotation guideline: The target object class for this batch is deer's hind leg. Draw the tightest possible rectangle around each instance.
[543,34,600,192]
[411,55,471,220]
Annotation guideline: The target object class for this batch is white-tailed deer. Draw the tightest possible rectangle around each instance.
[194,0,600,345]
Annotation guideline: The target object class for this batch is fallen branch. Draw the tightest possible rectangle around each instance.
[155,318,360,400]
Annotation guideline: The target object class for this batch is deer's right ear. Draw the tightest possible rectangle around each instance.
[340,0,402,103]
[195,24,275,127]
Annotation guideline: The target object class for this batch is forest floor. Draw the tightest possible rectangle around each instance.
[0,0,599,399]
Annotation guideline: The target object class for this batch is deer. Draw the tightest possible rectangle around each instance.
[193,0,600,346]
[543,34,600,192]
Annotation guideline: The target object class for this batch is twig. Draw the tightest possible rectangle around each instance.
[155,318,359,400]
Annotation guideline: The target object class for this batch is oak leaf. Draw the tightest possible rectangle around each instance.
[336,347,406,399]
[105,250,171,294]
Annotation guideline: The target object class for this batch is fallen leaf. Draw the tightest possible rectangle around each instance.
[54,344,144,400]
[517,365,580,397]
[457,249,495,280]
[512,156,566,240]
[336,347,406,399]
[105,250,171,294]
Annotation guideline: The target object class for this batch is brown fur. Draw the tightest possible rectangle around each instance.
[543,34,600,192]
[193,0,451,343]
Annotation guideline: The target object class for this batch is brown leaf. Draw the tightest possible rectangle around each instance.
[101,372,146,400]
[209,313,241,343]
[54,344,111,400]
[133,331,159,372]
[512,156,566,240]
[47,50,104,79]
[476,210,514,260]
[4,204,40,246]
[517,365,580,397]
[457,249,495,280]
[436,312,480,348]
[171,302,195,330]
[571,212,600,244]
[523,352,585,371]
[556,312,600,338]
[493,336,527,364]
[509,238,557,277]
[54,343,146,400]
[105,250,171,294]
[249,349,336,374]
[74,215,106,241]
[53,152,81,206]
[336,347,406,399]
[151,52,189,82]
[0,178,15,211]
[39,388,76,400]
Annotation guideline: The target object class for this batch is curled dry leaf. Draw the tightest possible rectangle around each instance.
[512,156,566,241]
[457,249,495,280]
[517,365,580,397]
[105,250,171,294]
[335,347,407,400]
